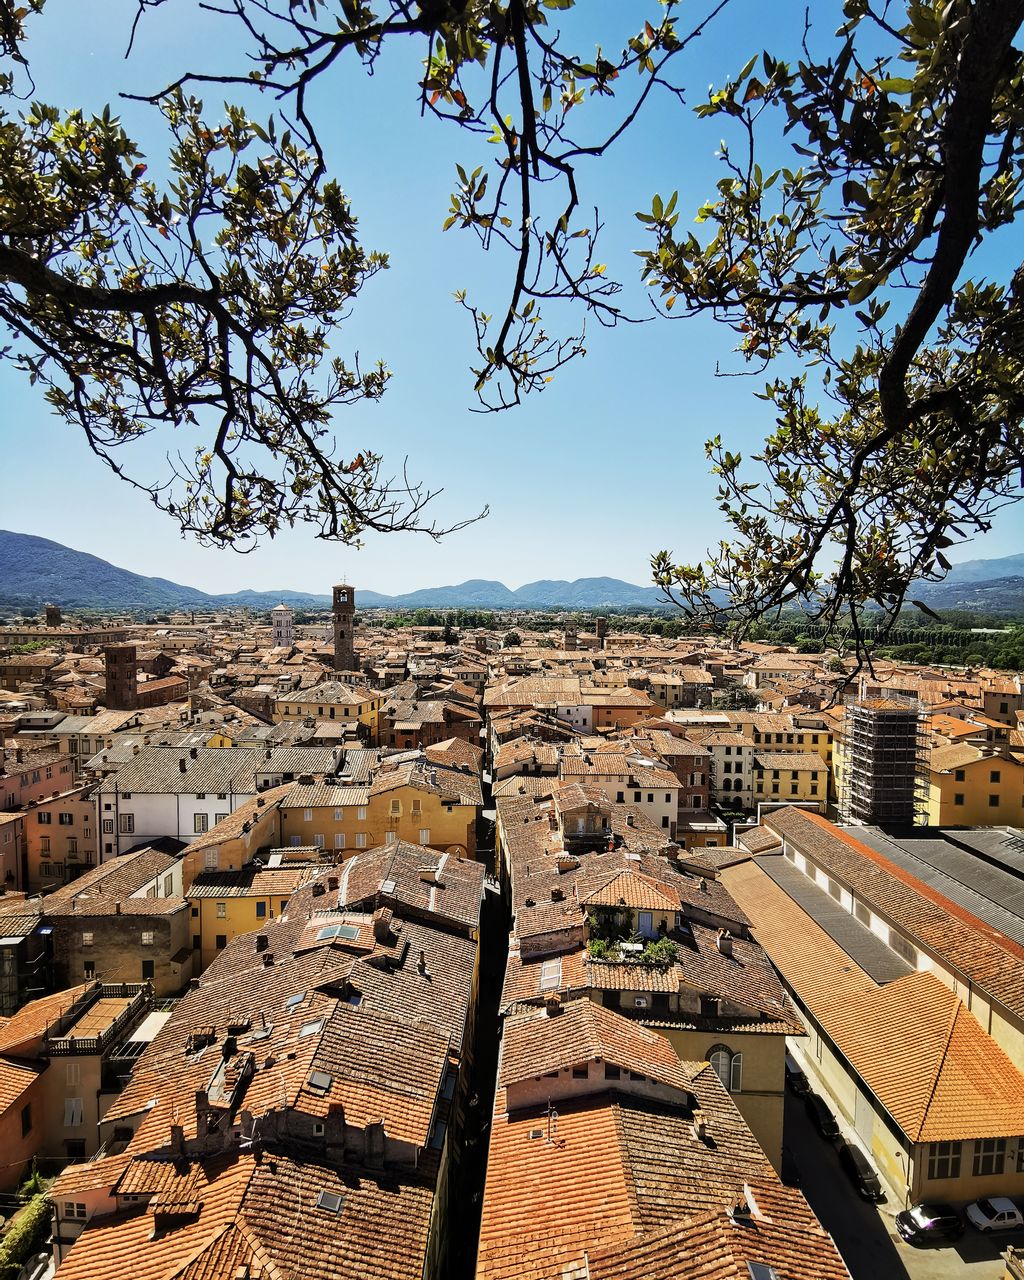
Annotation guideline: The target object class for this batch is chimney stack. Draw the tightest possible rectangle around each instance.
[716,929,733,958]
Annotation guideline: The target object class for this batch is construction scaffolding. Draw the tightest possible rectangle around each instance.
[838,699,927,827]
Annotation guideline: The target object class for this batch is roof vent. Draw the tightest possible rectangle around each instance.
[255,935,269,953]
[312,882,326,897]
[179,758,187,773]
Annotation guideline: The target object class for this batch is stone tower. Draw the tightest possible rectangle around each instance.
[595,616,608,650]
[105,644,139,710]
[333,584,355,673]
[271,603,294,649]
[44,603,62,628]
[562,627,577,652]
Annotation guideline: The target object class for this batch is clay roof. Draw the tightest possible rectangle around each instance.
[721,858,1024,1142]
[763,808,1024,1017]
[56,1150,434,1280]
[586,1191,849,1280]
[498,999,694,1092]
[579,869,678,911]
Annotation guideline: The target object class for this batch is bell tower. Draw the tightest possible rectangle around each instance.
[333,584,355,673]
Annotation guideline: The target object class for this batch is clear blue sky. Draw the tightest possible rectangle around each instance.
[3,0,1022,594]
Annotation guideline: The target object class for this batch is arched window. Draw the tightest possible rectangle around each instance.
[708,1044,742,1093]
[721,778,731,792]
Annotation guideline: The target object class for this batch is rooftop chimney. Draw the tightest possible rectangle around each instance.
[262,952,274,966]
[179,758,187,773]
[716,929,734,958]
[416,949,429,978]
[544,992,562,1017]
[255,934,269,952]
[699,877,708,893]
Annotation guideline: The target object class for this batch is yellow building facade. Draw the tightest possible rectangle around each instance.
[926,748,1024,827]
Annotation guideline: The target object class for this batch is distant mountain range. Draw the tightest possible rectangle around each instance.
[0,529,1022,613]
[0,531,668,611]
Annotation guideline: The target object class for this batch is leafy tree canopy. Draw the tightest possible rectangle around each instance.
[648,0,1024,654]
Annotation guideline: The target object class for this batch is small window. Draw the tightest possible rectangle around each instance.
[990,770,1001,784]
[256,902,267,918]
[215,935,227,950]
[356,833,367,848]
[102,819,114,834]
[37,811,51,825]
[58,812,74,826]
[889,929,917,967]
[64,1202,88,1221]
[194,813,209,834]
[216,902,226,918]
[20,1104,31,1137]
[989,795,1000,808]
[954,769,966,782]
[141,931,154,946]
[954,793,965,806]
[973,1137,1006,1177]
[571,1065,588,1079]
[64,1097,84,1128]
[83,961,95,979]
[81,932,93,947]
[118,814,134,834]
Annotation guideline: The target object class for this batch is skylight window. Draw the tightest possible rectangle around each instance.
[380,878,398,894]
[316,923,360,942]
[286,992,305,1010]
[315,1190,343,1214]
[308,1070,333,1093]
[300,1019,325,1038]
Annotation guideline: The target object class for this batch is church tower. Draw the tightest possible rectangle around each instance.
[333,584,355,673]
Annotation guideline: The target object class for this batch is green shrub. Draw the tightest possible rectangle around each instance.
[0,1194,51,1280]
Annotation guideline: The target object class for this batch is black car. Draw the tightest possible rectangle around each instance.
[803,1091,841,1141]
[894,1203,964,1246]
[837,1140,884,1202]
[785,1054,810,1097]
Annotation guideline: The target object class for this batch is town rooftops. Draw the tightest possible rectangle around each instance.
[721,855,1024,1143]
[98,745,260,796]
[763,807,1024,1019]
[499,999,694,1092]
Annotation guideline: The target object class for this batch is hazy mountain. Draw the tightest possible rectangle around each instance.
[0,531,667,610]
[938,553,1024,584]
[2,529,1020,613]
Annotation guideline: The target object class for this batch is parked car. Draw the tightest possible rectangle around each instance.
[803,1091,840,1141]
[837,1141,884,1202]
[966,1197,1024,1232]
[895,1203,964,1246]
[784,1054,810,1097]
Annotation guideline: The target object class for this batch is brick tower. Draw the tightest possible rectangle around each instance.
[333,584,355,673]
[105,644,139,710]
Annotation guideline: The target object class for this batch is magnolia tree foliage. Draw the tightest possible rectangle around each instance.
[0,0,482,547]
[644,0,1024,650]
